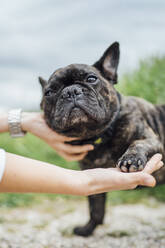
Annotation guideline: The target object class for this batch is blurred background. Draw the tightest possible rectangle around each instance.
[0,0,165,207]
[0,0,165,110]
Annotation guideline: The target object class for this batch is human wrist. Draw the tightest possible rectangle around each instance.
[82,168,113,195]
[60,169,91,196]
[21,112,40,132]
[62,169,93,196]
[79,170,97,196]
[78,171,93,196]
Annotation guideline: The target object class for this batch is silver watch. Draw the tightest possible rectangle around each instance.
[8,109,26,138]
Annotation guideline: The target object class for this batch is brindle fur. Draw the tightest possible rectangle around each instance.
[39,42,165,237]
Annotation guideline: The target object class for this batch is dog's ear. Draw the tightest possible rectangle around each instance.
[38,76,48,89]
[93,42,120,84]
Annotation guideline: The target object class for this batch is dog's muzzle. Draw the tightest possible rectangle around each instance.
[61,85,84,101]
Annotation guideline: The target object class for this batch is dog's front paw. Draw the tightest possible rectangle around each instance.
[117,153,147,172]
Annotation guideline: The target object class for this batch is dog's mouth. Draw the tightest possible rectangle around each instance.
[68,105,89,124]
[53,97,106,129]
[49,104,91,137]
[45,95,108,138]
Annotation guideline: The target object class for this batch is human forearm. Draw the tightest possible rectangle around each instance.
[0,152,89,195]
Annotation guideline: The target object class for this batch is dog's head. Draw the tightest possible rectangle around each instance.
[39,42,121,139]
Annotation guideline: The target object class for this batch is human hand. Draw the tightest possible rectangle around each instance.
[83,154,163,195]
[22,112,94,161]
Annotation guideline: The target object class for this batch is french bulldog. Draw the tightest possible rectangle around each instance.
[39,42,165,237]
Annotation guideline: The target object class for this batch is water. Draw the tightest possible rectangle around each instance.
[0,0,165,110]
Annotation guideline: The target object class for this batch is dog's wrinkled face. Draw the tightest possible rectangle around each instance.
[39,42,120,139]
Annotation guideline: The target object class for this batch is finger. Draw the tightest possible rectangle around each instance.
[138,174,156,187]
[145,161,164,174]
[57,151,88,162]
[143,153,163,174]
[124,172,156,189]
[58,136,79,142]
[57,143,94,153]
[53,133,79,142]
[156,161,164,170]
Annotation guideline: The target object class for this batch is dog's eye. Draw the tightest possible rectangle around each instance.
[45,89,53,97]
[86,75,97,83]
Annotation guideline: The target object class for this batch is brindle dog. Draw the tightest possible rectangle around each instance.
[39,42,165,237]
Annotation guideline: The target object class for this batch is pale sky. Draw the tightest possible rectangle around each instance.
[0,0,165,110]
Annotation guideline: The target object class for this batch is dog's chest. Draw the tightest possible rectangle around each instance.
[80,141,127,170]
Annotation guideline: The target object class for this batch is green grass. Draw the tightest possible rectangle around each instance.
[0,133,78,170]
[109,185,165,205]
[1,55,165,207]
[117,55,165,104]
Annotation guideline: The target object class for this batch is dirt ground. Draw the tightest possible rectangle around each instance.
[0,198,165,248]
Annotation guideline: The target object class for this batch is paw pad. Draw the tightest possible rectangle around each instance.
[117,156,147,172]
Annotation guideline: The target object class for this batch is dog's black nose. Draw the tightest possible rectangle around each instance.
[61,86,83,99]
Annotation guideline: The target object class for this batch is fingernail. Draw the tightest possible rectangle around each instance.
[88,146,94,150]
[155,153,162,159]
[158,161,164,168]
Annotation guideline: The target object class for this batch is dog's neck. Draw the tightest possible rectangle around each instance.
[68,92,122,148]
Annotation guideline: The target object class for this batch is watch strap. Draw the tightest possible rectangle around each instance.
[8,109,26,138]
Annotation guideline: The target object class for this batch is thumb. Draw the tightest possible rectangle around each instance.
[138,173,156,187]
[143,154,163,174]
